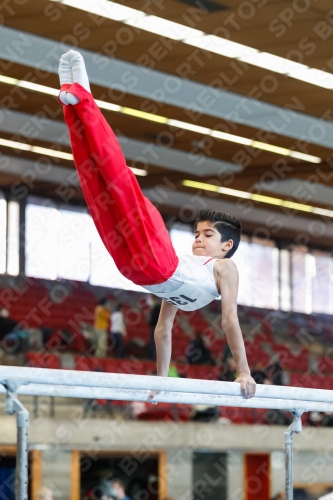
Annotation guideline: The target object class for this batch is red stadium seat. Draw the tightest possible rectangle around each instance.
[25,352,60,369]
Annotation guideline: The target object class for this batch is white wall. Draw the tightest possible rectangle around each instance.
[1,416,333,499]
[167,449,193,500]
[42,449,71,500]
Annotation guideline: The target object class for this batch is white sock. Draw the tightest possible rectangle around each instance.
[68,50,91,93]
[59,52,76,105]
[66,92,80,105]
[59,90,70,105]
[58,53,73,86]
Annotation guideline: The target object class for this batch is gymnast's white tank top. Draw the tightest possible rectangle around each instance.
[144,255,220,311]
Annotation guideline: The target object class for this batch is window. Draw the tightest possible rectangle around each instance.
[89,224,145,292]
[26,202,60,280]
[170,224,194,256]
[280,249,291,311]
[291,246,313,314]
[7,200,20,276]
[233,237,279,309]
[312,250,333,314]
[0,193,6,274]
[57,208,91,282]
[250,240,279,309]
[26,197,146,291]
[232,238,252,306]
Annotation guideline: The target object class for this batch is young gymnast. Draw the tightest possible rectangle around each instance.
[58,50,256,400]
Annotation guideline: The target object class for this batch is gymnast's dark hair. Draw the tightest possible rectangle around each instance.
[194,209,242,258]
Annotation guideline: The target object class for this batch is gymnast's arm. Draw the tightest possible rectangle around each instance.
[217,259,256,399]
[155,300,178,376]
[147,300,178,402]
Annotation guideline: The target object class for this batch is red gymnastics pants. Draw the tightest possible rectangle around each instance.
[60,82,179,286]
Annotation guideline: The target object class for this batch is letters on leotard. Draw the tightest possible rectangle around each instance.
[150,282,219,312]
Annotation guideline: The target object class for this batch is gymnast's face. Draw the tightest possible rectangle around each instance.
[192,221,233,258]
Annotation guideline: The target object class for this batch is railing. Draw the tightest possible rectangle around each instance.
[1,366,333,500]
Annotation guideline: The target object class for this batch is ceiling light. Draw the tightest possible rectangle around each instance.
[241,52,299,75]
[18,81,59,96]
[129,167,148,176]
[251,142,320,164]
[168,119,211,135]
[0,137,73,159]
[0,138,31,152]
[0,74,60,96]
[211,130,253,146]
[126,16,204,40]
[60,0,145,21]
[95,99,121,112]
[0,75,18,85]
[252,194,313,212]
[30,146,73,160]
[312,207,333,217]
[251,142,291,156]
[288,151,321,163]
[183,180,252,199]
[0,137,146,177]
[50,0,333,89]
[182,180,333,217]
[287,68,333,89]
[0,74,321,164]
[121,107,168,123]
[185,35,259,59]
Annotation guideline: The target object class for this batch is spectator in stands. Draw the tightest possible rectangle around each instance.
[0,308,17,341]
[37,487,53,500]
[110,304,127,358]
[40,327,54,348]
[110,478,130,500]
[251,360,269,384]
[187,332,215,365]
[307,411,323,427]
[168,360,180,377]
[192,404,219,422]
[322,412,333,427]
[267,361,284,386]
[128,401,146,420]
[149,295,161,361]
[219,357,237,382]
[94,298,111,358]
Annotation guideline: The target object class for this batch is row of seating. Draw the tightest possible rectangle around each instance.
[96,401,301,425]
[24,352,333,390]
[3,280,333,377]
[24,352,219,379]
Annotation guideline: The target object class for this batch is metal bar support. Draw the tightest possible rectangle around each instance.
[284,409,304,500]
[5,383,29,500]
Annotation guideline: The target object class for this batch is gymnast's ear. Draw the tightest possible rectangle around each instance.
[221,238,234,255]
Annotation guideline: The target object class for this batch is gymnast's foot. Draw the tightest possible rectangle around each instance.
[58,51,73,105]
[58,50,91,105]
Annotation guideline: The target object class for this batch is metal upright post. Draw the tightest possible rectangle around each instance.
[284,410,304,500]
[33,395,38,418]
[5,385,29,500]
